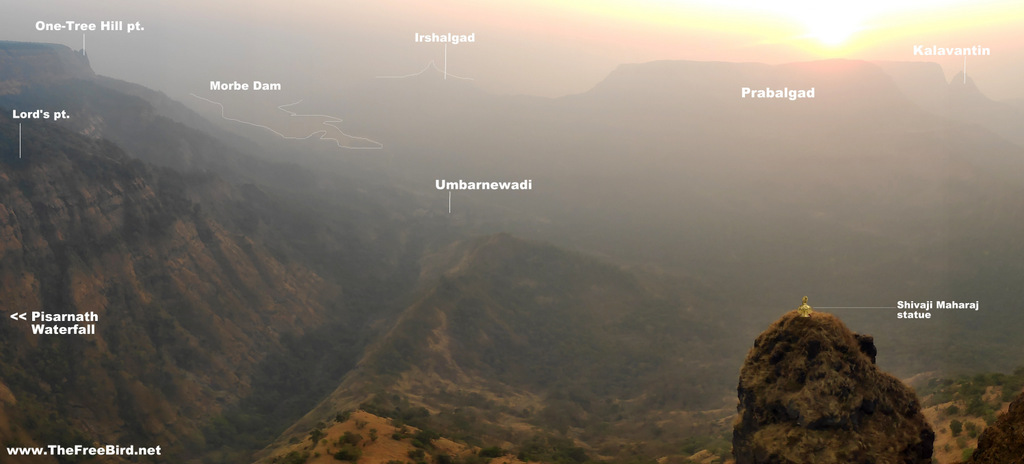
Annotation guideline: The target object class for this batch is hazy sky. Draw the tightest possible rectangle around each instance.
[3,0,1023,100]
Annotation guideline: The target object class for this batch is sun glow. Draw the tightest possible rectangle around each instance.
[798,11,864,47]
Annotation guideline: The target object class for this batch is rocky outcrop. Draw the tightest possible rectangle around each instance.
[968,389,1024,464]
[733,311,933,463]
[0,41,92,95]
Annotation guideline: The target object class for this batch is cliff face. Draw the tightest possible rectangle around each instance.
[0,113,335,460]
[733,311,933,464]
[968,389,1024,464]
[0,40,447,462]
[0,40,305,181]
[0,41,93,95]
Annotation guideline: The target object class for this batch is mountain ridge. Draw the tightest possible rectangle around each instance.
[3,38,1024,464]
[257,233,740,463]
[0,40,454,462]
[0,41,93,95]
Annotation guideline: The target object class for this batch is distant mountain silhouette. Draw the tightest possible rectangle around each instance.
[4,39,1024,464]
[876,61,1024,147]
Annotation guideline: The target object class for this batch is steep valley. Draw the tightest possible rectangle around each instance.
[0,112,340,461]
[2,38,1024,464]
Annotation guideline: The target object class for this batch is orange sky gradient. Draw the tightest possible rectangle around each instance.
[292,0,1023,99]
[3,0,1023,99]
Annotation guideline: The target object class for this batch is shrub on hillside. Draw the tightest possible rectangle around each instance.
[479,446,506,458]
[950,419,963,436]
[334,445,362,462]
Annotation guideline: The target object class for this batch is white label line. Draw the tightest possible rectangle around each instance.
[444,44,448,80]
[82,33,86,56]
[448,191,452,213]
[375,61,473,81]
[963,55,967,83]
[19,123,22,158]
[816,307,897,309]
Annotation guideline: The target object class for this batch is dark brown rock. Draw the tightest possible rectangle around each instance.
[968,389,1024,464]
[733,311,933,464]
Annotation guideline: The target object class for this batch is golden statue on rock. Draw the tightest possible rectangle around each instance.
[797,296,813,317]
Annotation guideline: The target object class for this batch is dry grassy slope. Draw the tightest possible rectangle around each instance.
[266,233,739,463]
[255,362,547,463]
[913,373,1024,464]
[262,411,527,464]
[261,236,552,452]
[968,388,1024,464]
[0,116,337,459]
[921,393,1005,464]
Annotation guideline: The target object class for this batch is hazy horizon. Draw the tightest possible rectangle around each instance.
[3,0,1024,102]
[3,3,1024,463]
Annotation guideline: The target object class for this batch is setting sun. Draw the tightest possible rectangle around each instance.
[799,11,863,46]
